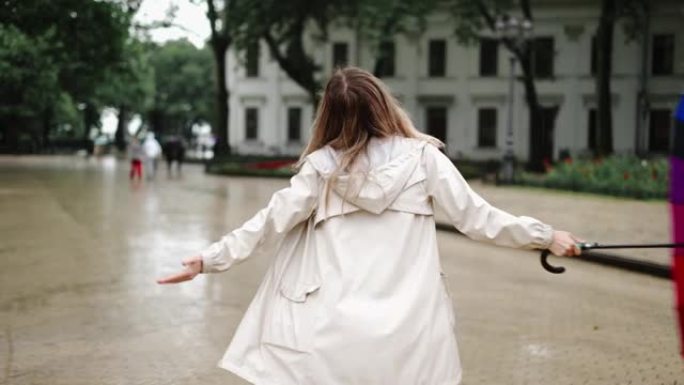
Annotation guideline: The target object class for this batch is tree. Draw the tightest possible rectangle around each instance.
[0,25,60,151]
[345,0,438,77]
[190,0,234,157]
[593,0,647,157]
[228,0,352,109]
[97,39,155,150]
[449,0,551,171]
[594,0,616,157]
[0,0,132,150]
[146,39,214,139]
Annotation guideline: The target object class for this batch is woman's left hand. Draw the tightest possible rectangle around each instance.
[157,256,203,284]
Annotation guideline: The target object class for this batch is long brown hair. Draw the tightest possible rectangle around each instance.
[299,66,442,173]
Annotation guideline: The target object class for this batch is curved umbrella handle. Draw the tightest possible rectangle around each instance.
[540,249,566,274]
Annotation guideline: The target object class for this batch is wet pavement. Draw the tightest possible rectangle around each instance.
[0,155,682,385]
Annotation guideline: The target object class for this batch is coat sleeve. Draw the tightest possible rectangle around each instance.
[423,144,554,250]
[199,160,320,273]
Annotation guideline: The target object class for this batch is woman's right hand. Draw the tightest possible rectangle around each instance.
[157,255,203,284]
[549,230,584,257]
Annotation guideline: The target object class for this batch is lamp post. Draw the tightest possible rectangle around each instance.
[495,15,533,184]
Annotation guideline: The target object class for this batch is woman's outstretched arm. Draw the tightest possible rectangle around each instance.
[423,144,581,256]
[157,160,319,284]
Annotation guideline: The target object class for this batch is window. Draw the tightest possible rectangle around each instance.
[333,42,348,68]
[287,107,302,142]
[245,107,258,140]
[246,41,260,77]
[649,109,671,152]
[652,34,674,75]
[428,39,446,77]
[477,108,497,148]
[479,38,498,77]
[533,37,554,78]
[588,109,597,151]
[426,107,447,143]
[376,41,396,78]
[590,36,597,75]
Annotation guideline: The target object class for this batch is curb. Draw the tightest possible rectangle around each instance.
[435,222,672,280]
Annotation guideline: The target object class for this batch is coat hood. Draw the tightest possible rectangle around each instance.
[306,136,428,215]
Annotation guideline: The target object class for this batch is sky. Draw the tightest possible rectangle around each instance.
[134,0,211,48]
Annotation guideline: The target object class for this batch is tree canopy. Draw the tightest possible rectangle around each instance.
[0,0,133,150]
[147,39,214,137]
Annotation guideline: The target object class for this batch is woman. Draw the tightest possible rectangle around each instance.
[158,67,582,385]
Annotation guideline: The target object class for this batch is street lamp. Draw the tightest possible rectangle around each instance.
[495,15,533,184]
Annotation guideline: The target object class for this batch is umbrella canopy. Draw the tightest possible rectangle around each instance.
[671,92,684,357]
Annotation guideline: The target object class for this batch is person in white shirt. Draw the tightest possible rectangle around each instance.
[142,132,162,180]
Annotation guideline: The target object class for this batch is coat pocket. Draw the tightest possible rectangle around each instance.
[262,280,323,353]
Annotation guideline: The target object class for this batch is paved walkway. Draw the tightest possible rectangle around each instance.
[0,155,681,385]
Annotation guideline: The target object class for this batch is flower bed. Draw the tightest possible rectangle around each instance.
[207,155,487,180]
[515,155,668,200]
[206,156,298,178]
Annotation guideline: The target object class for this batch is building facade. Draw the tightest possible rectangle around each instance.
[224,0,684,161]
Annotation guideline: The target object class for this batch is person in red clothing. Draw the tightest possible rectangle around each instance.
[128,137,144,181]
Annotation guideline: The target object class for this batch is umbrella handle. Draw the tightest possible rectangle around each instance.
[540,249,566,274]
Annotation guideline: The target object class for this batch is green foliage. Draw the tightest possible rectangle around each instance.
[447,0,514,44]
[1,0,131,100]
[516,156,668,200]
[52,93,83,138]
[0,0,135,149]
[147,39,214,135]
[0,25,60,117]
[98,39,155,113]
[348,0,437,42]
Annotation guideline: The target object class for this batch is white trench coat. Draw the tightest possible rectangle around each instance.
[200,136,554,385]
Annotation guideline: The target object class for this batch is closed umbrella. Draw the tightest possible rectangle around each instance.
[539,93,684,357]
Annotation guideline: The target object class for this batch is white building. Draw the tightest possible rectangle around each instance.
[224,0,684,161]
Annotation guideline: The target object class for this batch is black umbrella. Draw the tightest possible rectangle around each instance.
[540,242,684,274]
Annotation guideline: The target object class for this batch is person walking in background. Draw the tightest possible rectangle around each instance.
[162,135,186,178]
[128,137,144,181]
[157,67,584,385]
[143,132,162,180]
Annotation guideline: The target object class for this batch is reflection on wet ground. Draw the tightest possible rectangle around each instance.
[0,155,681,385]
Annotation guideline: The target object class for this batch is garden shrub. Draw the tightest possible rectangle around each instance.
[516,155,668,200]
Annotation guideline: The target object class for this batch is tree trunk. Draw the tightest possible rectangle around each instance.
[82,103,99,153]
[2,115,19,154]
[262,30,321,111]
[474,0,548,171]
[148,109,165,136]
[517,49,548,172]
[42,106,53,152]
[115,105,129,151]
[210,40,231,157]
[595,0,615,156]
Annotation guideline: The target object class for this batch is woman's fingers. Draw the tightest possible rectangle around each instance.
[549,230,584,257]
[157,269,194,284]
[157,256,203,284]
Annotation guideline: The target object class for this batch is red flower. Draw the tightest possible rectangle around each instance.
[623,171,630,180]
